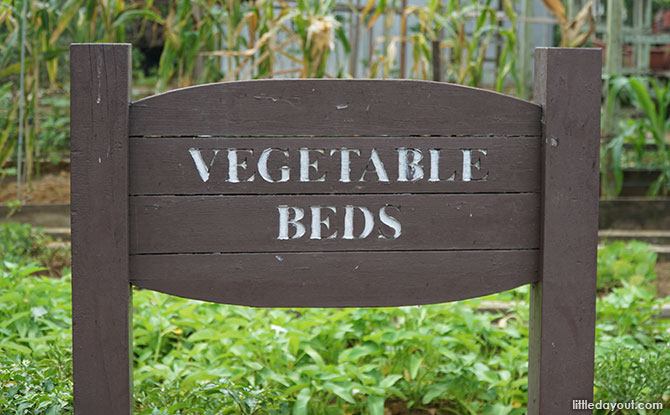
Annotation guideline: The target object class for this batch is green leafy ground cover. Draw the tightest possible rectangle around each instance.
[1,224,669,415]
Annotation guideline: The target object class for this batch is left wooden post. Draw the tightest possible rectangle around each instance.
[70,43,133,415]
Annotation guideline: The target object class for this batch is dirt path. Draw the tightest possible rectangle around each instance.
[657,262,670,298]
[0,170,70,204]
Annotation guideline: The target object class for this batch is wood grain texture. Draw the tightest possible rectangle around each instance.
[129,193,540,254]
[130,250,538,307]
[70,44,132,415]
[129,136,541,195]
[128,79,542,137]
[528,48,601,415]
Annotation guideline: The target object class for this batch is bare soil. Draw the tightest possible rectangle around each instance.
[657,261,670,298]
[0,170,70,204]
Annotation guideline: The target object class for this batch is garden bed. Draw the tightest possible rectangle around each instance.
[0,171,70,204]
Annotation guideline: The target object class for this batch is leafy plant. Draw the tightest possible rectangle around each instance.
[0,222,70,276]
[595,345,670,415]
[37,93,70,163]
[0,261,72,414]
[0,354,73,415]
[0,222,46,264]
[2,224,668,415]
[0,0,161,175]
[597,240,658,291]
[603,75,670,197]
[0,82,17,172]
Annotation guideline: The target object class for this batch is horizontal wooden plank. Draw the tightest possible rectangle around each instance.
[130,250,538,307]
[129,194,540,254]
[129,136,540,195]
[129,79,542,137]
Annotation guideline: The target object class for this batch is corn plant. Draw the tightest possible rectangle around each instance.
[292,0,347,78]
[362,0,519,90]
[541,0,595,47]
[604,75,670,197]
[0,0,161,176]
[441,0,498,87]
[0,0,524,179]
[0,82,17,174]
[157,0,228,90]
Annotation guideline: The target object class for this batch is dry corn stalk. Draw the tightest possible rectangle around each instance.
[542,0,595,47]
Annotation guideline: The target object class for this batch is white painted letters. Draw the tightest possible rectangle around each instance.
[258,148,290,183]
[310,206,337,239]
[188,145,494,244]
[277,205,399,240]
[397,148,424,182]
[188,146,490,184]
[360,149,389,182]
[337,148,361,183]
[228,149,255,183]
[378,206,402,239]
[461,149,488,182]
[343,206,374,239]
[277,206,306,240]
[188,148,219,183]
[299,148,326,182]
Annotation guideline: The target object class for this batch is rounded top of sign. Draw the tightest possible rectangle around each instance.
[129,79,542,137]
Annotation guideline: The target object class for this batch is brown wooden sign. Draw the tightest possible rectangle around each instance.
[70,44,601,415]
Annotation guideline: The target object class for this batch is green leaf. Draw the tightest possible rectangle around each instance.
[422,383,448,405]
[409,353,423,380]
[368,395,385,415]
[379,374,403,389]
[322,382,355,403]
[303,345,325,366]
[293,388,311,415]
[629,78,660,140]
[113,9,164,29]
[1,341,32,355]
[188,328,219,341]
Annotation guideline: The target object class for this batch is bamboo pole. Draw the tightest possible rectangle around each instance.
[400,0,407,78]
[603,0,624,198]
[566,0,576,20]
[633,0,644,73]
[605,0,623,76]
[349,0,361,77]
[17,0,27,203]
[519,0,533,99]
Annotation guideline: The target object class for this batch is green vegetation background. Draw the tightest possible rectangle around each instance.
[1,223,669,414]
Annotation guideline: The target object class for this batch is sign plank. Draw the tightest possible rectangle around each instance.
[129,79,542,137]
[129,136,540,195]
[130,250,538,307]
[129,193,540,254]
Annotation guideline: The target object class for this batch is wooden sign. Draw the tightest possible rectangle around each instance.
[70,44,601,415]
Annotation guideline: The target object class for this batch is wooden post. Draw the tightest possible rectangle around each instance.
[634,0,651,73]
[400,0,407,78]
[529,47,600,415]
[432,41,441,82]
[70,43,133,415]
[566,0,577,20]
[605,0,623,75]
[519,0,533,99]
[645,0,653,65]
[603,0,623,197]
[349,0,361,78]
[634,0,644,73]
